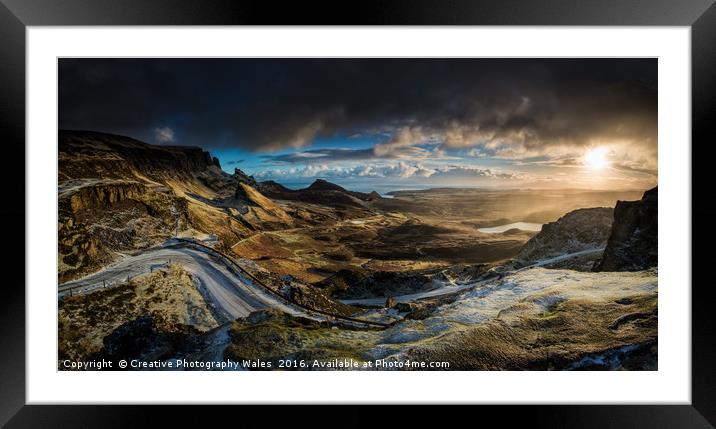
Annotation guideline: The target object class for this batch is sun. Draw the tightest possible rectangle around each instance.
[584,147,609,170]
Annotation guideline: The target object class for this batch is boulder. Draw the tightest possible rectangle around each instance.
[385,296,397,308]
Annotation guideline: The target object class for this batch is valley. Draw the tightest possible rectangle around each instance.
[57,130,657,371]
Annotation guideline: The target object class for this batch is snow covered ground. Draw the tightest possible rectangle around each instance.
[430,267,656,326]
[365,267,658,359]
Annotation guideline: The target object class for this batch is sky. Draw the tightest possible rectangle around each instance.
[59,58,657,193]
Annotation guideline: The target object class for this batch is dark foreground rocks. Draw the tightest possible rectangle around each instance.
[90,315,200,368]
[594,187,657,272]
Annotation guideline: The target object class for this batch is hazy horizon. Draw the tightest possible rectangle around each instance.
[265,177,654,196]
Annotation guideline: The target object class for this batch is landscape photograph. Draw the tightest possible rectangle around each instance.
[57,58,658,371]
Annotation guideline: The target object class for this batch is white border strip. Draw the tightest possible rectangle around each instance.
[27,27,690,404]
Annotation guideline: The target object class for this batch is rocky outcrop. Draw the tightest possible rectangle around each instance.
[63,181,148,216]
[233,168,257,186]
[515,207,614,266]
[594,187,657,272]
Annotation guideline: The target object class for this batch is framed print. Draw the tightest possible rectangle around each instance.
[1,0,714,427]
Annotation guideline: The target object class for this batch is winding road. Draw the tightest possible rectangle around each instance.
[58,241,307,320]
[59,238,605,322]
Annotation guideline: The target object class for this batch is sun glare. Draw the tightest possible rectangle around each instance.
[584,147,609,170]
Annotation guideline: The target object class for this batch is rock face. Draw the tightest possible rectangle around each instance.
[57,130,249,281]
[594,187,657,272]
[59,130,220,181]
[515,207,614,266]
[233,168,257,186]
[58,180,189,282]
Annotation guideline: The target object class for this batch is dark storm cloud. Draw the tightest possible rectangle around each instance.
[59,58,657,158]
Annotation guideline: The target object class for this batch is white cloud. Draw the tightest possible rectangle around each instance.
[465,147,487,157]
[373,126,429,157]
[432,165,523,180]
[254,161,522,181]
[153,126,175,144]
[292,151,328,159]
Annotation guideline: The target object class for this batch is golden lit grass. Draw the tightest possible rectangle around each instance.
[405,292,657,370]
[164,177,216,200]
[239,183,295,226]
[232,234,295,259]
[224,309,376,366]
[187,201,251,244]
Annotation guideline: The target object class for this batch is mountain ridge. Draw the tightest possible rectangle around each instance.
[256,178,382,208]
[59,130,222,181]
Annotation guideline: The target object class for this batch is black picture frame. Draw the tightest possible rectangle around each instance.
[1,0,713,427]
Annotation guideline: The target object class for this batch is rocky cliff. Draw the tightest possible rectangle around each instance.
[59,130,221,182]
[58,130,245,281]
[514,207,614,267]
[57,180,189,282]
[594,187,657,272]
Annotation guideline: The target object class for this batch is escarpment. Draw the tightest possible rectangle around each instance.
[57,130,232,281]
[59,130,220,182]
